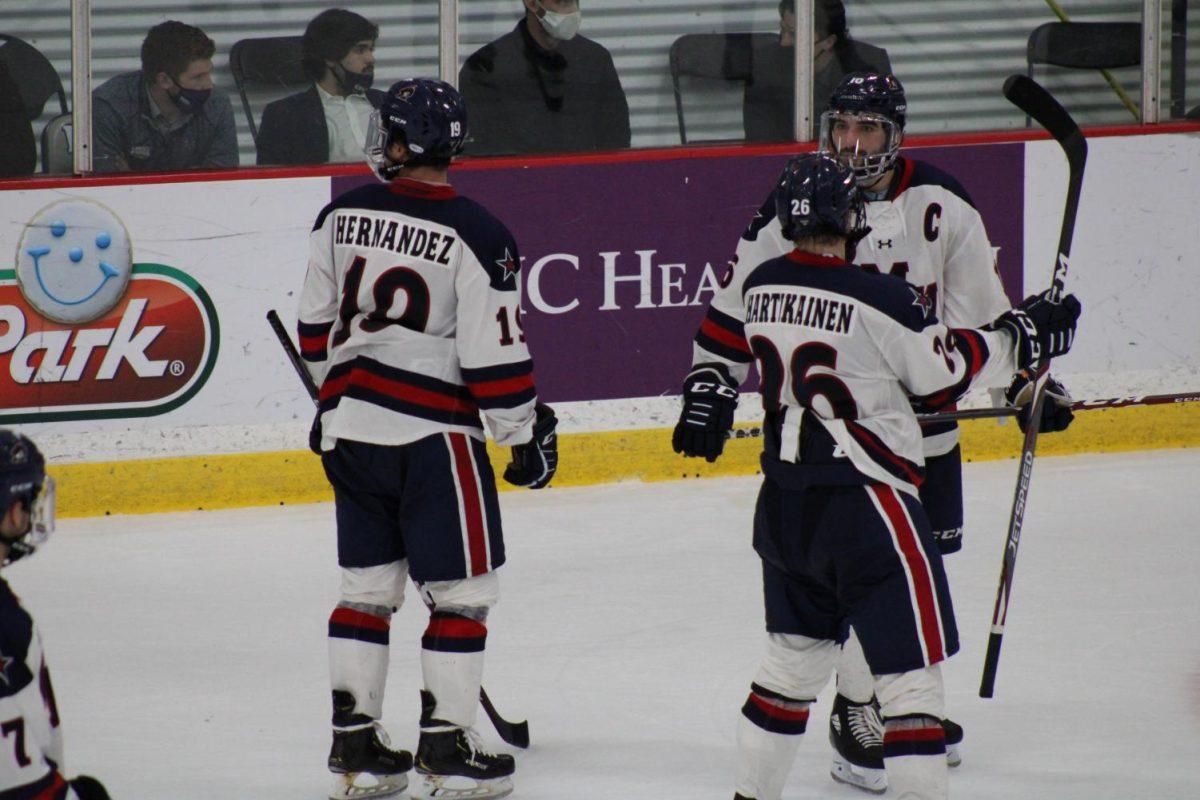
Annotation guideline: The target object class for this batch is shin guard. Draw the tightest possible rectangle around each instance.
[734,683,811,800]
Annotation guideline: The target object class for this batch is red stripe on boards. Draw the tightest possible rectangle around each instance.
[870,485,945,664]
[329,606,390,632]
[449,434,489,576]
[699,317,752,355]
[750,693,810,722]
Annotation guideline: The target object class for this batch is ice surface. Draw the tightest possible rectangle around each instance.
[11,449,1200,799]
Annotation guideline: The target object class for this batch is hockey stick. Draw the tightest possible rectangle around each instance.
[979,76,1087,699]
[265,309,532,747]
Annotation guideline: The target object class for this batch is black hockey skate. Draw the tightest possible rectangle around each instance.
[943,717,963,767]
[415,690,514,800]
[328,691,412,800]
[828,693,886,795]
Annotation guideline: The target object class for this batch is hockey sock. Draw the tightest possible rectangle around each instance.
[420,610,487,728]
[734,683,810,800]
[328,601,392,721]
[834,628,875,704]
[882,715,947,800]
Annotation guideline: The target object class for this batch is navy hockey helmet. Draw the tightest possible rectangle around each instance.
[366,78,468,180]
[819,72,907,185]
[775,153,870,249]
[0,430,55,566]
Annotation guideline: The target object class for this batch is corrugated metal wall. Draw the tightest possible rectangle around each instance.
[3,0,1196,170]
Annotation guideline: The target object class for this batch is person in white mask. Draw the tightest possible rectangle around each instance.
[460,0,630,156]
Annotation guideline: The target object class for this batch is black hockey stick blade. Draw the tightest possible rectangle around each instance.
[266,309,319,401]
[1003,75,1087,172]
[480,687,530,748]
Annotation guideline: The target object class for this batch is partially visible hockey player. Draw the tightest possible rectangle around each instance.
[298,78,557,800]
[0,431,111,800]
[703,71,1073,791]
[671,154,1080,800]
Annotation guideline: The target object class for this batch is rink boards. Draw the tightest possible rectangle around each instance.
[1,127,1198,516]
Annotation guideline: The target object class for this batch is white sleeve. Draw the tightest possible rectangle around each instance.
[296,211,340,388]
[455,236,538,447]
[875,314,1017,406]
[939,199,1012,329]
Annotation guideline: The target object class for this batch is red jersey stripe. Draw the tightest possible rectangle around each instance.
[466,373,535,398]
[699,317,752,355]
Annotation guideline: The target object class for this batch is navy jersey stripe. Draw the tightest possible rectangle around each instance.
[846,421,925,488]
[461,359,534,383]
[898,157,978,210]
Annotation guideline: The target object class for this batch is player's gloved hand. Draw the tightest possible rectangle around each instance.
[989,290,1082,370]
[1005,373,1074,434]
[308,411,324,456]
[672,363,738,463]
[69,775,112,800]
[504,403,557,489]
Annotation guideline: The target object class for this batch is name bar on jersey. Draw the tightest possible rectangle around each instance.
[744,289,857,336]
[334,212,457,266]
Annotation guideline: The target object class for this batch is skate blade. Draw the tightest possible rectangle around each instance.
[830,756,887,795]
[330,770,408,800]
[947,742,962,768]
[417,773,513,800]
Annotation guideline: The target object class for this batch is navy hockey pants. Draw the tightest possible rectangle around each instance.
[757,479,959,676]
[321,433,505,582]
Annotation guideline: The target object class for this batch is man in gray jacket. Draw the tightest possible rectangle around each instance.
[92,21,237,173]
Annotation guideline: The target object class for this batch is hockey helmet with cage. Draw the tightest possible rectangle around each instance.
[819,72,907,185]
[775,153,871,250]
[0,430,55,566]
[366,78,468,180]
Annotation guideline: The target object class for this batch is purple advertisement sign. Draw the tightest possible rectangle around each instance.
[334,142,1023,403]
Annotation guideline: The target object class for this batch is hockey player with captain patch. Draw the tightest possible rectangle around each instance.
[696,71,1075,793]
[298,78,557,800]
[0,431,111,800]
[673,153,1080,800]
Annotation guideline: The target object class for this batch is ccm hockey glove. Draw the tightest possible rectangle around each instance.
[503,403,557,489]
[990,290,1082,371]
[1006,373,1074,434]
[69,776,112,800]
[672,364,738,463]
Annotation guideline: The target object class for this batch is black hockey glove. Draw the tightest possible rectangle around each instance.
[1005,373,1075,434]
[672,363,738,463]
[989,291,1082,372]
[69,776,112,800]
[308,411,323,456]
[503,404,557,489]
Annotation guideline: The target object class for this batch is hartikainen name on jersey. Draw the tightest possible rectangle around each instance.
[334,212,458,266]
[744,289,857,336]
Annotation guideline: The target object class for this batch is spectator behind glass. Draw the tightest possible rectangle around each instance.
[92,21,237,173]
[459,0,630,156]
[256,8,385,166]
[0,60,36,177]
[743,0,891,142]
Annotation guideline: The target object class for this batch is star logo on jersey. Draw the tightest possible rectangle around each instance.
[910,285,934,318]
[495,249,518,285]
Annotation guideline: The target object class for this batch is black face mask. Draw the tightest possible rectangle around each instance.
[170,76,211,112]
[332,62,373,95]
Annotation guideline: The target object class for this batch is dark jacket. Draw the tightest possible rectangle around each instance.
[0,60,36,177]
[256,85,385,166]
[92,71,238,173]
[743,38,891,142]
[459,20,630,156]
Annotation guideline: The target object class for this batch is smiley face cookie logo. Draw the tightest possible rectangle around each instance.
[15,199,133,324]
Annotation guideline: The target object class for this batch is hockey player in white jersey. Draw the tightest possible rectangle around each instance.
[672,154,1080,800]
[701,71,1074,791]
[0,431,111,800]
[298,78,557,800]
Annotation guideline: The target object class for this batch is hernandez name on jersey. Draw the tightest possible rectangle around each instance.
[298,179,537,451]
[720,157,1011,457]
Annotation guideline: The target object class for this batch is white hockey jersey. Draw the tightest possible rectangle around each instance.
[699,250,1016,496]
[718,157,1012,456]
[298,178,540,449]
[0,578,70,798]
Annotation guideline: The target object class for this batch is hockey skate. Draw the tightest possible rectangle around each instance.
[828,693,887,795]
[943,717,963,767]
[415,691,514,800]
[329,691,413,800]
